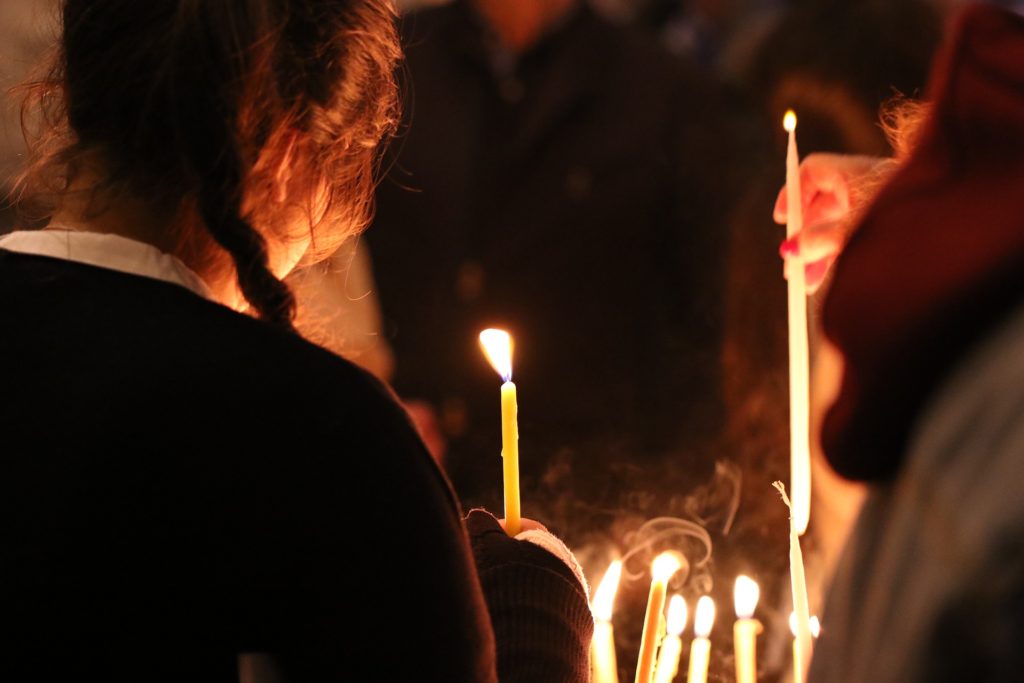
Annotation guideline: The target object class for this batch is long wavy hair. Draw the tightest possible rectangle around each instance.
[14,0,401,329]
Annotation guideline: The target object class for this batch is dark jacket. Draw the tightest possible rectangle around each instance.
[0,250,590,682]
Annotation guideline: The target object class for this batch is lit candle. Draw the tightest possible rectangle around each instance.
[686,596,715,683]
[783,109,811,537]
[591,560,623,683]
[789,614,821,683]
[734,576,762,683]
[634,552,683,683]
[652,595,687,683]
[478,328,521,536]
[774,481,812,683]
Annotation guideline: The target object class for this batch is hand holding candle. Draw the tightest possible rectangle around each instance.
[591,560,623,683]
[783,110,812,537]
[686,596,715,683]
[478,329,521,536]
[734,575,762,683]
[634,552,683,683]
[652,595,687,683]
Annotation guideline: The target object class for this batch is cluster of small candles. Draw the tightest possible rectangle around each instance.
[478,111,817,682]
[591,562,819,683]
[591,560,751,683]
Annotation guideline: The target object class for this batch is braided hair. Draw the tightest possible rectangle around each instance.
[18,0,401,330]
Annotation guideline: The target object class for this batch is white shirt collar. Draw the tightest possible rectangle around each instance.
[0,229,215,301]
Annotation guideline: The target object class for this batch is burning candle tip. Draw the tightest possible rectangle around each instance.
[592,560,623,622]
[478,328,513,381]
[694,596,716,638]
[667,595,688,636]
[783,110,797,132]
[651,551,684,582]
[734,575,760,619]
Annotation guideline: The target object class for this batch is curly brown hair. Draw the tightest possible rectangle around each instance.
[14,0,401,329]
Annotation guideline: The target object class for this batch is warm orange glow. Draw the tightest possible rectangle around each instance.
[479,328,513,381]
[694,596,715,638]
[734,575,760,619]
[666,595,688,636]
[651,552,684,583]
[592,560,622,623]
[783,110,797,132]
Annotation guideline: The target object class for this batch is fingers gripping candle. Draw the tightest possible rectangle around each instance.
[479,329,521,536]
[783,110,812,537]
[635,552,683,683]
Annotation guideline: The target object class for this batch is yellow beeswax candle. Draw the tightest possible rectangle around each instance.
[591,561,623,683]
[652,595,687,683]
[479,329,521,536]
[783,109,811,536]
[734,575,762,683]
[790,614,820,683]
[634,553,682,683]
[686,596,715,683]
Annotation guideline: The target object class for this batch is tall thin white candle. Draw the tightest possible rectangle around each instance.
[783,109,811,537]
[775,481,812,683]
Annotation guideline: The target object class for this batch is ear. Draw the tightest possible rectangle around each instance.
[273,132,299,204]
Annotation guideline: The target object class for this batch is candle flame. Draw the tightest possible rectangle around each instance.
[783,109,797,132]
[592,560,622,622]
[666,595,688,636]
[790,613,821,638]
[478,328,513,382]
[651,551,684,583]
[694,596,715,638]
[734,575,760,619]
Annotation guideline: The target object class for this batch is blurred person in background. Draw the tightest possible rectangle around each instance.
[777,6,1024,680]
[365,0,744,533]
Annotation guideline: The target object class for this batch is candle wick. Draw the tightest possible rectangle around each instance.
[772,480,793,511]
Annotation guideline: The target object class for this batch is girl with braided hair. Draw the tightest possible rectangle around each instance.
[1,1,592,680]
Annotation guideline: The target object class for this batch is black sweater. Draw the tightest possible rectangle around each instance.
[0,250,591,682]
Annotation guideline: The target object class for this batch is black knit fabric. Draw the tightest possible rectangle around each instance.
[467,510,594,683]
